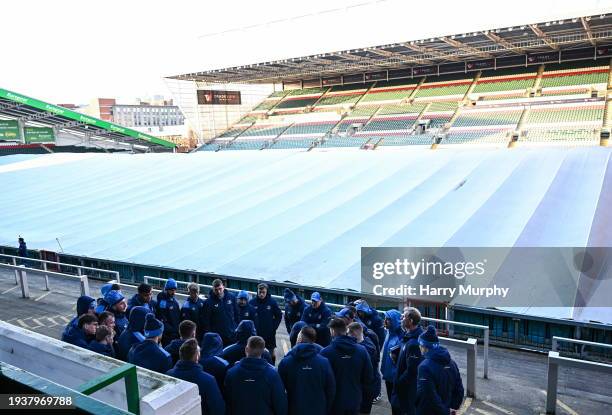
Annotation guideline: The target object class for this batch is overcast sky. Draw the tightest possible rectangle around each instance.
[2,0,610,104]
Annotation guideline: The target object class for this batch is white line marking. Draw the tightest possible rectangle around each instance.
[483,401,515,414]
[475,408,494,415]
[457,397,473,415]
[46,317,58,326]
[538,389,579,415]
[16,319,30,328]
[32,318,44,327]
[282,340,289,355]
[34,291,53,302]
[1,285,19,294]
[60,315,71,323]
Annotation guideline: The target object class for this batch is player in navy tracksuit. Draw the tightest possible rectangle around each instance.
[95,283,120,314]
[202,279,239,346]
[128,314,172,374]
[237,290,255,322]
[356,301,386,352]
[283,288,306,334]
[224,336,287,415]
[180,283,206,341]
[393,307,424,415]
[199,332,230,391]
[222,320,273,367]
[289,321,307,348]
[416,326,464,415]
[127,283,157,316]
[301,292,333,347]
[155,278,181,346]
[116,306,150,361]
[278,325,335,415]
[348,322,379,414]
[165,320,196,365]
[89,325,115,358]
[104,290,129,337]
[166,339,225,415]
[250,283,282,362]
[63,295,96,338]
[63,314,98,349]
[320,318,374,415]
[381,309,404,413]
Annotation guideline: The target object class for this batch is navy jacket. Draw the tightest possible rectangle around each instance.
[238,303,256,322]
[416,346,464,415]
[203,290,239,345]
[127,293,157,316]
[164,338,187,365]
[289,321,307,348]
[111,310,128,338]
[224,357,288,415]
[116,306,149,361]
[18,241,27,257]
[128,340,172,374]
[301,302,333,347]
[358,304,386,349]
[62,326,93,349]
[156,291,181,340]
[381,310,404,382]
[283,295,306,334]
[320,335,374,414]
[250,292,282,348]
[221,320,273,366]
[358,336,380,413]
[393,326,424,415]
[181,296,206,339]
[167,360,225,415]
[89,341,115,358]
[278,343,335,415]
[199,333,230,391]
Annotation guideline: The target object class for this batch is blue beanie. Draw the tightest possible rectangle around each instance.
[356,301,370,313]
[165,278,177,290]
[418,325,440,349]
[311,292,322,302]
[101,283,114,297]
[76,295,96,316]
[237,290,249,300]
[335,308,351,318]
[284,288,297,303]
[144,314,164,338]
[104,290,125,307]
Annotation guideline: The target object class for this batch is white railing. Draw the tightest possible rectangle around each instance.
[421,316,490,379]
[551,336,612,355]
[0,263,90,297]
[439,337,478,398]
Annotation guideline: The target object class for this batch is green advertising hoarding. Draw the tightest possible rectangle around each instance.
[0,119,20,141]
[24,127,55,143]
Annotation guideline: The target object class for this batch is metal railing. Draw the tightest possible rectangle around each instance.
[76,364,139,415]
[421,316,490,379]
[546,351,612,414]
[439,337,478,398]
[551,336,612,357]
[0,263,90,298]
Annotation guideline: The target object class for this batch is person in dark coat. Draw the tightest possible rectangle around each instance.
[202,279,239,346]
[199,332,230,391]
[320,318,374,415]
[250,283,282,363]
[181,283,206,341]
[63,314,98,349]
[301,292,332,347]
[104,290,128,337]
[348,322,379,414]
[222,320,273,366]
[278,326,335,415]
[416,326,464,415]
[128,314,172,374]
[116,306,150,361]
[381,309,404,413]
[283,288,305,334]
[392,307,424,415]
[165,320,196,365]
[17,237,27,265]
[166,339,225,415]
[89,325,115,357]
[127,283,157,316]
[224,336,288,415]
[336,307,381,357]
[356,300,386,352]
[155,278,181,346]
[63,295,96,337]
[95,283,120,314]
[289,321,307,348]
[237,290,255,322]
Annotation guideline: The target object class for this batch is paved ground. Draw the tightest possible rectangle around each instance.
[0,268,610,414]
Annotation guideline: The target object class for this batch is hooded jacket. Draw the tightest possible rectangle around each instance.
[250,291,282,348]
[62,325,93,349]
[203,289,239,345]
[392,325,424,415]
[89,341,115,358]
[356,301,386,351]
[278,343,335,415]
[416,346,464,415]
[164,338,187,365]
[127,293,157,316]
[301,301,333,347]
[128,339,172,374]
[238,302,256,322]
[289,321,307,348]
[283,289,306,334]
[155,290,181,340]
[381,309,404,382]
[63,296,95,336]
[180,296,206,339]
[167,360,225,415]
[358,336,380,414]
[221,320,273,366]
[116,306,150,361]
[320,335,374,414]
[199,333,230,391]
[224,356,288,415]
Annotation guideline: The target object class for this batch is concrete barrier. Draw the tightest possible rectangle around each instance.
[0,321,200,415]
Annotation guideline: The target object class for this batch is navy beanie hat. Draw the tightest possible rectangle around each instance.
[283,288,297,303]
[77,295,96,316]
[144,314,164,338]
[104,290,125,307]
[237,290,249,300]
[165,278,178,290]
[418,325,440,349]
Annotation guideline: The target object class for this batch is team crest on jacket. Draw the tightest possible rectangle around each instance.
[266,305,271,310]
[227,300,232,304]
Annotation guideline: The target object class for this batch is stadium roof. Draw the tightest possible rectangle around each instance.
[0,88,175,150]
[168,13,612,84]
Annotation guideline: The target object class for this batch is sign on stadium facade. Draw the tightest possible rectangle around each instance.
[24,127,55,143]
[0,120,20,140]
[197,90,242,105]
